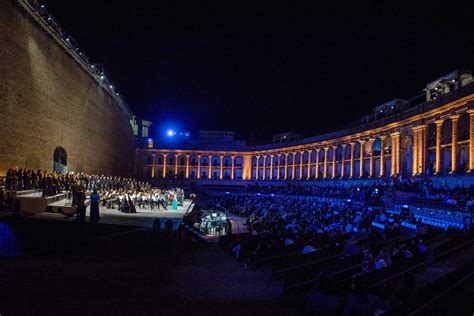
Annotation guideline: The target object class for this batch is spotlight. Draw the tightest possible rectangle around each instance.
[109,85,113,89]
[167,130,174,137]
[100,75,104,80]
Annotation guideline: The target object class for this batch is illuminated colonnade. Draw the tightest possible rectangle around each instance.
[137,95,474,180]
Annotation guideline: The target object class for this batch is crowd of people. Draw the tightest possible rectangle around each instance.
[208,192,441,315]
[2,167,185,222]
[245,183,385,203]
[241,175,474,213]
[4,167,150,196]
[99,188,185,212]
[211,193,417,261]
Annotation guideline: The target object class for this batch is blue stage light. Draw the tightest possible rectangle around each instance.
[167,130,174,137]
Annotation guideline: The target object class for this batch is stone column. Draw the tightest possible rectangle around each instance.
[368,138,375,177]
[341,144,346,178]
[307,150,312,180]
[359,140,365,177]
[412,127,419,175]
[255,155,260,180]
[151,153,156,178]
[349,143,355,178]
[419,125,427,175]
[469,110,474,172]
[315,149,320,179]
[269,154,274,180]
[163,153,168,178]
[219,155,224,179]
[451,115,460,173]
[277,154,281,180]
[390,132,400,175]
[379,136,386,177]
[299,151,304,180]
[331,146,337,178]
[413,125,426,175]
[174,154,179,176]
[242,155,252,180]
[284,153,289,180]
[231,156,235,180]
[323,147,329,179]
[262,155,267,180]
[197,155,201,179]
[291,153,296,180]
[435,120,444,174]
[185,154,190,179]
[208,155,212,179]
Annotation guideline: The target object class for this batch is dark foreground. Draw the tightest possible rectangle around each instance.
[0,217,293,315]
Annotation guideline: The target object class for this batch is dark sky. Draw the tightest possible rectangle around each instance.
[43,1,474,143]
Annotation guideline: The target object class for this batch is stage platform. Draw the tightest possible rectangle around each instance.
[16,192,67,214]
[48,198,91,215]
[4,199,190,230]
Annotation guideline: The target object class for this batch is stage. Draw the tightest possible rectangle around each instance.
[2,199,190,230]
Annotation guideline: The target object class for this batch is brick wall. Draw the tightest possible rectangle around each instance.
[0,0,135,176]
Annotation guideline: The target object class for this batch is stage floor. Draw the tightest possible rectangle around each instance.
[5,200,191,229]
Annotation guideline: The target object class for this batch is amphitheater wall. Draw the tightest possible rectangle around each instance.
[0,0,135,176]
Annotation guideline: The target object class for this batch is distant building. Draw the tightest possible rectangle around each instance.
[130,116,153,138]
[424,69,472,101]
[272,132,302,145]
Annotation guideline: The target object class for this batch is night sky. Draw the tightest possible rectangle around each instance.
[43,1,473,143]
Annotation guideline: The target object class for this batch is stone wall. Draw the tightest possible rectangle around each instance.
[0,0,136,176]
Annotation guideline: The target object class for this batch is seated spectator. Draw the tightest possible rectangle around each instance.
[302,243,317,254]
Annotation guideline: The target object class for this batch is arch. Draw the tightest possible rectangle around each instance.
[318,148,325,161]
[458,113,470,172]
[427,123,437,147]
[345,144,351,157]
[400,135,413,177]
[336,146,343,161]
[53,147,67,174]
[458,113,469,141]
[272,155,278,166]
[373,138,382,156]
[427,123,437,174]
[190,155,198,166]
[442,119,452,145]
[354,142,361,158]
[223,156,231,167]
[327,147,334,161]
